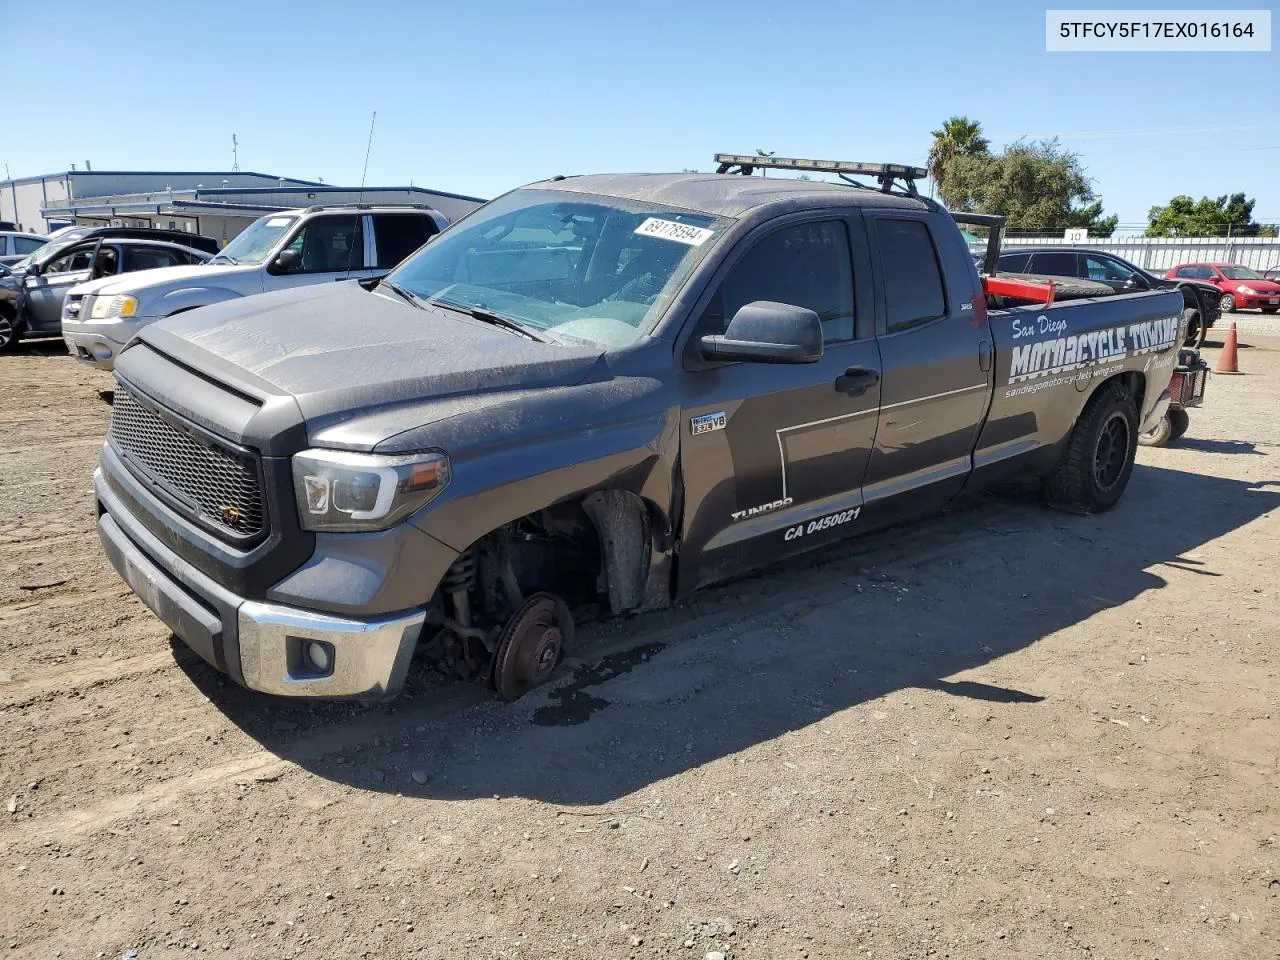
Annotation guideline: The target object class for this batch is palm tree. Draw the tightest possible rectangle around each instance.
[928,117,989,205]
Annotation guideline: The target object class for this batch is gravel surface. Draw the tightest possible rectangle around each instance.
[1,336,1277,959]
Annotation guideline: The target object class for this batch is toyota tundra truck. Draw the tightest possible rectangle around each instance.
[94,154,1185,702]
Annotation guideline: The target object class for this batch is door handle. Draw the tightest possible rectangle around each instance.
[834,366,880,397]
[979,340,992,372]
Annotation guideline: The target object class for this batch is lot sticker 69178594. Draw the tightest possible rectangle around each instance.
[633,218,714,246]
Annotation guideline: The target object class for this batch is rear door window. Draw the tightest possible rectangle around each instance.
[700,220,856,344]
[1028,252,1079,277]
[13,236,45,254]
[997,252,1031,273]
[123,246,189,272]
[285,215,364,272]
[1084,255,1134,283]
[874,218,946,333]
[373,214,438,269]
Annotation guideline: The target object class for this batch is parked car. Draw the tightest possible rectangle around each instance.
[93,154,1185,702]
[63,204,448,370]
[1164,263,1280,314]
[0,237,210,352]
[38,224,220,256]
[997,248,1223,347]
[0,231,49,266]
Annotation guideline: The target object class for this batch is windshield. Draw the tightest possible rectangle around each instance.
[1220,265,1264,280]
[385,189,727,348]
[12,236,79,271]
[209,214,297,264]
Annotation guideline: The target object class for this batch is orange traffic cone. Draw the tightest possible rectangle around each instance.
[1215,322,1241,374]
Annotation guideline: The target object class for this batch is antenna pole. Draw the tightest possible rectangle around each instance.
[357,111,377,204]
[231,133,239,172]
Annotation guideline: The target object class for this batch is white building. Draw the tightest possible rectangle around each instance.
[0,168,485,246]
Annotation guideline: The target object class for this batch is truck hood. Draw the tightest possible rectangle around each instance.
[85,261,254,298]
[136,281,609,427]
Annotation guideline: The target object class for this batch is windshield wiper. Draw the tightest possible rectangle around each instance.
[428,298,547,342]
[210,254,241,265]
[377,279,424,309]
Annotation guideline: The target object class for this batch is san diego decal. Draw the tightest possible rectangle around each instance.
[1002,314,1181,398]
[1008,315,1181,383]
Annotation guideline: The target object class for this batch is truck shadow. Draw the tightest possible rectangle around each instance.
[179,464,1280,806]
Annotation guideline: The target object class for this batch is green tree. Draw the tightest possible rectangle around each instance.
[1145,193,1278,237]
[941,138,1118,237]
[927,116,990,206]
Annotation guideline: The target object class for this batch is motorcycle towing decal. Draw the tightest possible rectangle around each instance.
[1003,314,1181,398]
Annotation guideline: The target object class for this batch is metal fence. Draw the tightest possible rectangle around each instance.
[999,236,1280,273]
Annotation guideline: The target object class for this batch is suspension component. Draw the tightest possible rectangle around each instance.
[442,548,478,627]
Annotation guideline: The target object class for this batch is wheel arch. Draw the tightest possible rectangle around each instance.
[447,483,675,620]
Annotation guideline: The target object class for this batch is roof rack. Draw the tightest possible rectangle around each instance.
[300,202,436,214]
[713,153,928,198]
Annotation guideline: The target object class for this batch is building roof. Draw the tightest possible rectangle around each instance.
[0,170,323,188]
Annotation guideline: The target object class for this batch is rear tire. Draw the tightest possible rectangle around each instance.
[1168,407,1190,440]
[1043,381,1139,514]
[1138,414,1172,448]
[1182,308,1207,348]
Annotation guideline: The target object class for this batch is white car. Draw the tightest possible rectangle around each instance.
[63,204,450,369]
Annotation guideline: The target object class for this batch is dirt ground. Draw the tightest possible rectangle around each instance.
[1,332,1277,960]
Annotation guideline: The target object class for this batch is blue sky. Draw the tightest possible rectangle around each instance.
[4,0,1277,232]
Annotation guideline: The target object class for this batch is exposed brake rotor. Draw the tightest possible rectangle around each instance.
[492,592,573,702]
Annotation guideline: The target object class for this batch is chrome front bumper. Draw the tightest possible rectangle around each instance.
[97,468,425,700]
[238,601,424,698]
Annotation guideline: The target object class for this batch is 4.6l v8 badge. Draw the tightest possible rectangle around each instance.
[690,411,726,436]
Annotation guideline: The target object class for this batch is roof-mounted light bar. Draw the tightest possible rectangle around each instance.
[713,153,927,179]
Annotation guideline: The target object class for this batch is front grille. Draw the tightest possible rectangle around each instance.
[109,388,266,541]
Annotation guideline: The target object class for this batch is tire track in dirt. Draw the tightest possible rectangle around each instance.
[0,436,104,456]
[0,648,182,708]
[0,585,131,619]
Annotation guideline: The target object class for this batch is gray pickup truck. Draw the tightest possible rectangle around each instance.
[94,154,1184,702]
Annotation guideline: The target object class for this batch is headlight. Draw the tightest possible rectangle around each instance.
[88,294,139,320]
[1237,286,1258,295]
[291,449,450,532]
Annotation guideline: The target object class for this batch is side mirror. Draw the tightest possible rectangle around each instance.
[1123,277,1140,290]
[26,261,42,278]
[272,249,302,274]
[700,301,824,364]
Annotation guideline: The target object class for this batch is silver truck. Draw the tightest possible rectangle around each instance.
[63,204,452,369]
[93,154,1185,703]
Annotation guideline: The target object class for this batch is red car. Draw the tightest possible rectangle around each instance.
[1165,262,1280,314]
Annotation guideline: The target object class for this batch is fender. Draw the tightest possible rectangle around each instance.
[389,377,681,560]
